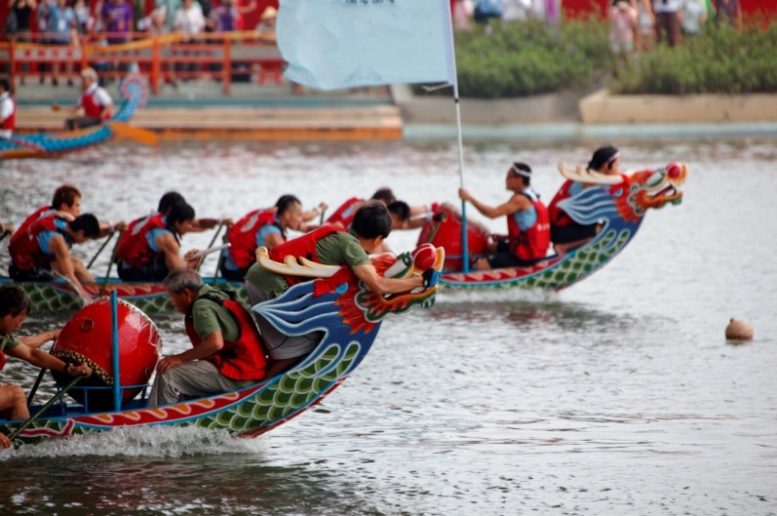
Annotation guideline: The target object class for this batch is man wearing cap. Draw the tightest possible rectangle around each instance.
[53,67,113,130]
[459,162,550,271]
[548,145,623,256]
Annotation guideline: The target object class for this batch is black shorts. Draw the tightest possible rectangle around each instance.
[219,262,247,282]
[8,264,55,282]
[487,240,534,269]
[117,258,170,282]
[551,223,597,244]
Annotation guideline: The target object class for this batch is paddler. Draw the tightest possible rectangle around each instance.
[325,187,396,228]
[147,269,267,407]
[245,202,435,376]
[458,162,550,270]
[8,213,102,301]
[0,286,92,448]
[0,78,15,140]
[115,200,201,281]
[219,194,305,281]
[52,67,113,130]
[548,145,623,256]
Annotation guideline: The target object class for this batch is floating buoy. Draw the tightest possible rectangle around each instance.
[51,298,162,410]
[725,318,754,341]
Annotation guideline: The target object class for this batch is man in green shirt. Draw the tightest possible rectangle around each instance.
[245,202,425,375]
[1,286,92,448]
[148,269,267,407]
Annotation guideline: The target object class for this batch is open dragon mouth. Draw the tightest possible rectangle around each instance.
[650,184,677,199]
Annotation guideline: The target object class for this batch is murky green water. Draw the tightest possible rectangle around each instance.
[1,140,776,515]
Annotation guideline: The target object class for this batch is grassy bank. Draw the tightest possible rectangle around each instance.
[443,19,777,98]
[613,23,777,94]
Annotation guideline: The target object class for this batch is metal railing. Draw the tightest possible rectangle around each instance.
[0,30,286,95]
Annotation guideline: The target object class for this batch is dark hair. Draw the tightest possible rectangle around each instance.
[158,191,186,214]
[167,201,196,230]
[275,194,301,215]
[51,184,81,210]
[587,145,619,172]
[370,187,396,205]
[0,79,10,93]
[351,202,392,240]
[0,286,31,319]
[387,200,410,222]
[69,213,100,238]
[509,162,532,186]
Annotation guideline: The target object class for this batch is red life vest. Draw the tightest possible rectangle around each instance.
[548,179,577,229]
[226,208,280,270]
[8,214,68,272]
[81,88,110,120]
[1,96,15,131]
[12,205,54,244]
[326,197,363,228]
[268,225,346,286]
[507,192,550,262]
[115,213,169,269]
[0,350,6,371]
[184,292,268,382]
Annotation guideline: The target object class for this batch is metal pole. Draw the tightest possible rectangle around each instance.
[111,289,121,411]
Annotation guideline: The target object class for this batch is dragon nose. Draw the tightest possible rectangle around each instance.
[667,162,683,180]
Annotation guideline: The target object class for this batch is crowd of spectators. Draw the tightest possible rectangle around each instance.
[3,0,277,42]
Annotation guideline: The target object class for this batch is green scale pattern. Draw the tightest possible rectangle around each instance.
[443,228,632,290]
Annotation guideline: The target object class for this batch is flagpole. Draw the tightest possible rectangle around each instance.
[443,0,470,273]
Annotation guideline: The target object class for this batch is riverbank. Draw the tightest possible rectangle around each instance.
[12,80,777,142]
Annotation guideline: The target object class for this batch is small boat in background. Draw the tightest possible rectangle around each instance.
[0,74,152,161]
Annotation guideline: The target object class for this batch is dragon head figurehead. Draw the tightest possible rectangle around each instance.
[557,162,688,227]
[255,244,445,336]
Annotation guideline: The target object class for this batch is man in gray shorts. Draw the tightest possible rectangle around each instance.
[245,202,425,376]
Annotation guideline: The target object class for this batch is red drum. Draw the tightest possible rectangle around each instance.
[416,203,490,272]
[51,299,162,410]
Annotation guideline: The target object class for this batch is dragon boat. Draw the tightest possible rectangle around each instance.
[0,245,444,447]
[0,276,248,316]
[418,162,687,290]
[0,74,150,161]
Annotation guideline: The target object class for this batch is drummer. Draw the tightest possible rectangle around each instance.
[0,286,92,448]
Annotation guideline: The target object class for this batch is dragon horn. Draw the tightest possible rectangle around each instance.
[557,162,622,185]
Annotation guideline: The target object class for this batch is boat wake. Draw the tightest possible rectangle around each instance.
[436,286,559,305]
[0,425,264,461]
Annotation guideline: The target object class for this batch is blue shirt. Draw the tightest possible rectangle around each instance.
[37,217,70,256]
[511,189,539,231]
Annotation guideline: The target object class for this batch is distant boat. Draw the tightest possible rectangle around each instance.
[0,246,444,447]
[0,74,152,160]
[418,163,687,290]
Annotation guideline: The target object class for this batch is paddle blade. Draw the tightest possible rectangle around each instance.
[109,123,159,146]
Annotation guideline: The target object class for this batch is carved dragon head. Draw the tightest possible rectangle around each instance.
[557,162,687,227]
[256,244,445,335]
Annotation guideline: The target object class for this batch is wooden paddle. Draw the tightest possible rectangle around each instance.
[87,231,116,269]
[9,376,81,442]
[109,122,160,146]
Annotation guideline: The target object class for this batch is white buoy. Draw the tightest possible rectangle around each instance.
[725,318,754,340]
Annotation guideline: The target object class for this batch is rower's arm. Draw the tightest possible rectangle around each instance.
[460,190,529,219]
[157,331,224,374]
[263,232,284,251]
[7,343,69,372]
[156,233,188,270]
[352,263,423,295]
[18,329,60,349]
[49,235,92,300]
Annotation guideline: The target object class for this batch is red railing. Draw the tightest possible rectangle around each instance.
[0,31,286,95]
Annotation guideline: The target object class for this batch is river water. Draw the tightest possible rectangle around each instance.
[0,140,775,515]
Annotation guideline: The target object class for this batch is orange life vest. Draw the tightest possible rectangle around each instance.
[8,214,68,271]
[226,208,280,270]
[268,225,346,287]
[184,292,268,382]
[115,213,170,269]
[507,191,550,262]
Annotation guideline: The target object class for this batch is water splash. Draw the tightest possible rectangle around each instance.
[1,425,265,461]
